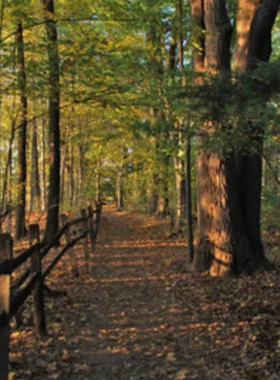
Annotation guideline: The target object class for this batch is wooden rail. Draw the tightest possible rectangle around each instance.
[0,203,102,380]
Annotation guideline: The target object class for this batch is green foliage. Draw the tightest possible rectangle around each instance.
[0,0,279,233]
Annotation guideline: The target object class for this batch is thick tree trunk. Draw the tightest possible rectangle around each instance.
[43,0,60,243]
[192,0,279,276]
[233,0,259,72]
[192,0,234,276]
[232,0,279,270]
[15,21,27,240]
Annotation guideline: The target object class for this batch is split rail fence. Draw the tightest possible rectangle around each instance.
[0,203,102,380]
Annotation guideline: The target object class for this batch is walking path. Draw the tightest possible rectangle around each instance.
[11,207,280,380]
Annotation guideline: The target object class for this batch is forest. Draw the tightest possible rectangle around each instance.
[1,0,280,379]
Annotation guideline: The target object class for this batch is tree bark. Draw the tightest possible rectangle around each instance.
[96,158,101,202]
[232,0,279,271]
[1,122,15,213]
[155,150,170,219]
[116,170,124,211]
[15,21,27,240]
[43,0,61,243]
[177,0,194,262]
[192,0,279,276]
[69,140,74,207]
[30,106,41,212]
[77,144,84,208]
[60,144,67,205]
[173,152,184,230]
[192,0,234,276]
[185,138,194,263]
[149,171,159,216]
[40,97,47,211]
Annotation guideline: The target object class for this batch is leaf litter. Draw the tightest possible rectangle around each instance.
[9,206,280,379]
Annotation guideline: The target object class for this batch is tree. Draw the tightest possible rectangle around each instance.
[191,0,279,276]
[43,0,61,243]
[177,0,194,262]
[30,104,41,212]
[15,20,27,240]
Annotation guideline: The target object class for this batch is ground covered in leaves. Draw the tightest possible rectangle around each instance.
[10,206,280,380]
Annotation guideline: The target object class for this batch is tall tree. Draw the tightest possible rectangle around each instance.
[177,0,194,263]
[192,0,279,275]
[30,109,41,212]
[232,0,280,272]
[40,104,47,211]
[43,0,61,243]
[15,20,27,240]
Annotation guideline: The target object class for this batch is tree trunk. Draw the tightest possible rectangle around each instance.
[30,108,41,212]
[177,0,194,262]
[15,21,27,240]
[149,172,159,216]
[192,0,279,276]
[232,0,279,270]
[73,147,78,207]
[173,155,184,230]
[40,98,47,211]
[96,158,101,202]
[77,145,83,208]
[192,0,234,276]
[60,144,67,205]
[155,154,170,219]
[69,140,74,207]
[0,0,5,198]
[6,155,12,233]
[43,0,60,243]
[1,122,15,213]
[185,138,194,263]
[116,171,124,211]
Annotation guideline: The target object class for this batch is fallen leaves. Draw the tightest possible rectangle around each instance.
[9,207,280,379]
[175,369,191,380]
[166,352,176,362]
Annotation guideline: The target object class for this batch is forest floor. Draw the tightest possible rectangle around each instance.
[9,206,280,380]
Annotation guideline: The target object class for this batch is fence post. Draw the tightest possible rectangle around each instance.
[81,209,89,264]
[0,234,12,380]
[29,224,47,338]
[60,214,79,278]
[87,206,95,252]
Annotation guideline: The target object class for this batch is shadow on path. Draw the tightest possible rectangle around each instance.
[11,207,280,380]
[60,208,254,380]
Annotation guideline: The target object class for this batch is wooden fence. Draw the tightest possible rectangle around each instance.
[0,203,102,380]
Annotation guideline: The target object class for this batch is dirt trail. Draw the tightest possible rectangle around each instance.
[63,207,191,380]
[11,207,280,380]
